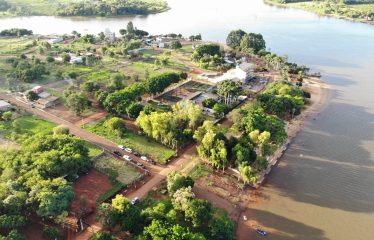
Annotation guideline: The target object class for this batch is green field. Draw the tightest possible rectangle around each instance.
[83,120,176,164]
[94,155,142,185]
[0,115,102,158]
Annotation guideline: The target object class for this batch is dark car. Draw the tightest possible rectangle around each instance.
[133,151,141,157]
[131,197,140,205]
[113,150,122,156]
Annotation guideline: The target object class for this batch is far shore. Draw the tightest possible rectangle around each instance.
[264,0,374,26]
[236,76,331,239]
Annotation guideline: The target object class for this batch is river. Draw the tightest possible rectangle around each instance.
[1,0,374,239]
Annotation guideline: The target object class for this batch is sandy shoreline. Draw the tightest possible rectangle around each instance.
[236,76,331,239]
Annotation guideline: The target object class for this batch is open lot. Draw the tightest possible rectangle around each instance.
[94,154,142,186]
[70,168,113,213]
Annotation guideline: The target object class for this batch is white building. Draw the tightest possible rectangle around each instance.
[105,28,115,40]
[48,37,64,44]
[208,62,254,84]
[70,56,83,64]
[0,100,12,112]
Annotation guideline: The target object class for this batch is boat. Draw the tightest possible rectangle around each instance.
[255,227,267,236]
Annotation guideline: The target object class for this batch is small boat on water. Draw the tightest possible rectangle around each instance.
[255,227,267,236]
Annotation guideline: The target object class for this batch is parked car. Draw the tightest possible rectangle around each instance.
[133,151,140,157]
[113,150,122,156]
[124,147,132,153]
[131,197,140,205]
[255,227,267,236]
[123,155,132,161]
[118,145,125,150]
[141,156,149,162]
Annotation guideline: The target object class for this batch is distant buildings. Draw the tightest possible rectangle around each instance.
[104,28,116,40]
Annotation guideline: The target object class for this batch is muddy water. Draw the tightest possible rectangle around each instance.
[1,0,374,239]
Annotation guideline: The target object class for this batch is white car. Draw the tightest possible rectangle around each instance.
[141,156,149,161]
[124,147,133,153]
[118,145,125,150]
[123,155,132,161]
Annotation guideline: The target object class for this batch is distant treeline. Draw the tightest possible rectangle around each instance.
[56,0,168,16]
[0,0,168,17]
[0,28,33,37]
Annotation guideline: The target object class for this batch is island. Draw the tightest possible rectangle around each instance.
[0,24,327,239]
[0,0,169,18]
[265,0,374,24]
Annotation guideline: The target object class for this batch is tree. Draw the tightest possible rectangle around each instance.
[81,81,100,93]
[111,195,142,234]
[26,91,39,101]
[2,111,12,121]
[53,125,69,135]
[185,199,212,228]
[142,219,206,240]
[167,172,194,196]
[104,117,126,137]
[238,162,257,185]
[97,203,117,229]
[213,103,228,119]
[46,56,55,63]
[126,102,144,119]
[202,98,217,109]
[216,79,242,104]
[91,232,115,240]
[29,178,74,217]
[233,141,256,166]
[209,213,235,240]
[170,40,182,49]
[226,29,246,49]
[109,73,124,90]
[172,186,195,212]
[66,92,90,116]
[42,226,60,240]
[239,33,266,53]
[61,53,71,63]
[119,29,127,36]
[127,21,134,34]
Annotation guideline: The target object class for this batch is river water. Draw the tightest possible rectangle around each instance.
[1,0,374,239]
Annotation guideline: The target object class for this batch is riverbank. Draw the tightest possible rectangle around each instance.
[236,76,331,239]
[264,0,374,26]
[0,0,169,19]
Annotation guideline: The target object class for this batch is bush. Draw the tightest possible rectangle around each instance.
[202,98,217,108]
[26,91,39,101]
[42,226,60,240]
[53,125,70,135]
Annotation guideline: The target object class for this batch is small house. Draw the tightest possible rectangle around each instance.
[32,86,44,94]
[36,96,59,109]
[48,37,64,45]
[0,100,12,112]
[70,56,83,64]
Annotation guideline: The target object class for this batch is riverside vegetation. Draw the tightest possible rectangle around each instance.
[265,0,374,23]
[0,0,168,18]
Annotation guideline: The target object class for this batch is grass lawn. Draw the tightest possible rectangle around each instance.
[0,115,103,157]
[12,115,55,135]
[94,155,142,185]
[83,120,176,164]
